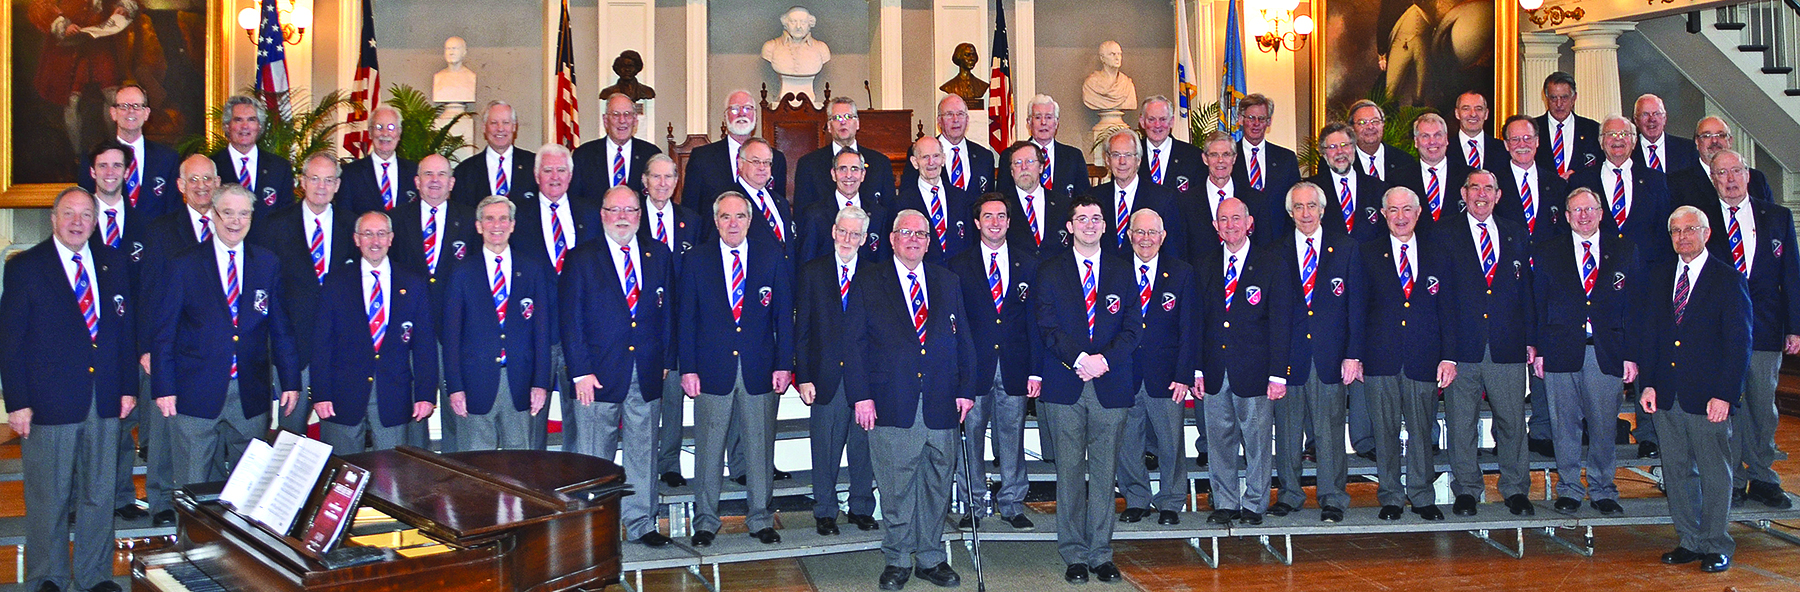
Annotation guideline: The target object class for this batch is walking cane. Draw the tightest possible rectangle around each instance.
[958,413,988,592]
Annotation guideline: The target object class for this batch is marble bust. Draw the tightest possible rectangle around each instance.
[938,42,988,109]
[599,50,656,103]
[1081,40,1136,112]
[433,36,476,104]
[762,6,831,100]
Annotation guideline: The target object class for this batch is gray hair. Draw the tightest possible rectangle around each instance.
[482,100,516,125]
[1029,94,1059,119]
[893,209,929,231]
[1285,181,1325,213]
[1139,95,1173,114]
[1105,128,1141,152]
[834,205,871,234]
[475,195,516,220]
[369,105,401,127]
[1383,186,1420,209]
[1202,130,1237,155]
[827,96,859,112]
[302,151,341,176]
[537,143,574,165]
[1669,204,1709,230]
[1601,114,1637,136]
[714,191,751,217]
[53,186,96,210]
[1412,112,1447,136]
[1349,99,1383,120]
[356,210,394,234]
[214,184,257,208]
[221,95,266,127]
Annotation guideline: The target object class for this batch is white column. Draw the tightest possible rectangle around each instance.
[1013,0,1036,144]
[869,0,904,109]
[541,0,558,146]
[596,0,656,140]
[685,0,710,139]
[1518,32,1566,116]
[933,0,989,135]
[1566,22,1636,119]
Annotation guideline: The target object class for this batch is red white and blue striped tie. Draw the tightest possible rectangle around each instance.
[379,162,395,210]
[492,256,507,365]
[1552,123,1568,176]
[550,202,568,274]
[1520,172,1537,234]
[309,219,326,282]
[729,249,745,325]
[1116,190,1130,248]
[1729,206,1747,276]
[622,244,639,318]
[367,270,386,352]
[226,250,239,379]
[495,155,510,195]
[839,264,851,311]
[238,157,252,187]
[424,207,439,275]
[1466,139,1480,168]
[1248,146,1263,191]
[104,210,121,249]
[612,149,627,187]
[1339,178,1355,234]
[1138,264,1152,315]
[1082,260,1097,339]
[949,147,966,189]
[1426,168,1442,222]
[1150,148,1164,185]
[1398,244,1414,300]
[125,159,141,208]
[988,253,1003,314]
[73,254,97,342]
[928,186,948,250]
[908,271,928,344]
[1478,222,1497,287]
[1301,238,1317,308]
[1025,194,1041,246]
[199,216,213,243]
[1647,144,1663,172]
[1611,169,1628,230]
[1223,255,1239,312]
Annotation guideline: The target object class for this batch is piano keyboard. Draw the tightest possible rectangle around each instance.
[137,548,232,591]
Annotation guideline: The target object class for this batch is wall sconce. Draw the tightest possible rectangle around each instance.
[1253,0,1312,56]
[1519,0,1585,26]
[238,0,311,45]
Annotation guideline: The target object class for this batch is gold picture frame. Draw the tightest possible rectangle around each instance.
[1310,0,1518,135]
[2,0,231,207]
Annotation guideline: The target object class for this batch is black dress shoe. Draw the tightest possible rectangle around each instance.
[637,532,672,547]
[1118,507,1149,523]
[1553,497,1581,514]
[879,565,911,590]
[1638,441,1660,459]
[1413,505,1444,521]
[1064,563,1090,584]
[773,468,793,480]
[152,510,175,527]
[1452,495,1478,517]
[1001,513,1034,529]
[659,471,687,488]
[1206,509,1240,525]
[1157,510,1180,525]
[1527,438,1556,458]
[1661,546,1701,564]
[1090,561,1121,583]
[956,515,978,529]
[1238,511,1263,525]
[752,527,781,544]
[1320,506,1345,523]
[1267,502,1295,517]
[1193,453,1207,467]
[1377,505,1403,520]
[914,562,961,587]
[34,581,60,592]
[1354,450,1377,462]
[847,513,881,530]
[114,504,148,520]
[816,517,841,536]
[1748,481,1794,509]
[1143,452,1159,471]
[691,530,716,547]
[730,475,748,486]
[1731,488,1748,507]
[85,583,122,592]
[1505,494,1535,516]
[1591,498,1624,516]
[1701,553,1731,573]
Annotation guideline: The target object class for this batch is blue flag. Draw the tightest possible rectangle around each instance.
[1220,0,1247,141]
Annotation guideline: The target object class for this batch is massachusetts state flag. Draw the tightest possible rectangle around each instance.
[553,0,581,149]
[986,0,1013,154]
[252,0,289,110]
[1174,0,1198,141]
[343,0,380,158]
[1220,0,1247,140]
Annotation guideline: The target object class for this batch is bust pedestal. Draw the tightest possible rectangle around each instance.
[435,102,477,161]
[1090,109,1128,166]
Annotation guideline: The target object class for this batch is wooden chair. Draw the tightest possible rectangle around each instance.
[665,123,715,205]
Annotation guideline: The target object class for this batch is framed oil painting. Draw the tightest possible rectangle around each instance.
[1311,0,1518,132]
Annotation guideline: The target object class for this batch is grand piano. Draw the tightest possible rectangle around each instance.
[132,446,626,592]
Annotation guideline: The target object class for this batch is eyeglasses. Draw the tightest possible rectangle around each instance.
[1071,215,1106,224]
[740,158,773,167]
[1668,225,1706,236]
[303,176,340,185]
[828,113,859,122]
[1129,229,1163,237]
[1637,111,1666,118]
[1568,206,1602,214]
[184,175,219,183]
[1141,116,1174,125]
[1241,115,1272,123]
[832,165,866,173]
[1010,159,1040,167]
[1105,151,1138,160]
[1353,118,1384,127]
[602,206,641,214]
[725,105,757,114]
[606,111,636,119]
[1320,141,1354,151]
[1711,166,1748,177]
[1696,132,1731,140]
[356,230,393,238]
[112,103,148,111]
[1600,131,1635,140]
[893,228,932,240]
[832,227,868,239]
[1504,135,1536,143]
[370,124,399,132]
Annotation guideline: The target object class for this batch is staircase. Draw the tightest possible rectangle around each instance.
[1637,3,1800,180]
[1711,1,1800,94]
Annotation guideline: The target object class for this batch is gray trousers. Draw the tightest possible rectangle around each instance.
[869,406,958,568]
[1043,382,1125,566]
[691,371,778,533]
[568,368,663,539]
[1204,375,1275,513]
[24,405,118,592]
[455,372,533,451]
[1276,367,1350,510]
[810,383,876,519]
[1445,350,1530,499]
[1118,384,1188,511]
[171,380,267,487]
[1347,380,1375,453]
[120,371,175,515]
[1528,372,1554,442]
[1546,346,1622,501]
[1367,374,1438,508]
[540,344,571,450]
[656,370,685,475]
[955,366,1029,517]
[1732,350,1783,488]
[318,385,407,454]
[1656,400,1736,556]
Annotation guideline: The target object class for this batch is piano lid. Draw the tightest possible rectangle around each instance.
[340,447,624,544]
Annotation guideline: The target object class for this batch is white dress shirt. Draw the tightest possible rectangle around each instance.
[719,239,750,303]
[55,240,98,295]
[213,238,245,301]
[1720,198,1759,273]
[303,204,337,276]
[227,144,258,187]
[359,257,393,313]
[894,256,927,303]
[485,146,515,195]
[1674,250,1709,299]
[1145,136,1173,181]
[939,135,975,188]
[1358,147,1386,180]
[539,195,578,258]
[607,234,641,292]
[1388,234,1418,278]
[1602,159,1635,220]
[1458,131,1487,168]
[1015,186,1047,242]
[645,199,677,252]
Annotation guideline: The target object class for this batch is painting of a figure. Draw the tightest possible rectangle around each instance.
[12,0,208,184]
[1321,0,1495,117]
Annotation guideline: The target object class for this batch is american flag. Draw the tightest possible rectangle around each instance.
[343,0,380,158]
[986,0,1013,154]
[252,0,289,111]
[552,0,580,149]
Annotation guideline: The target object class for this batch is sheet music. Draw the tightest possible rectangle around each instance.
[246,433,333,534]
[219,438,274,510]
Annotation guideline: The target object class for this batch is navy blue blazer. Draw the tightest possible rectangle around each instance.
[680,138,789,224]
[1346,144,1416,185]
[1280,229,1366,384]
[1305,170,1390,243]
[949,243,1044,397]
[842,261,977,429]
[904,139,998,195]
[572,137,661,200]
[676,238,795,395]
[639,201,703,278]
[793,144,897,213]
[339,156,420,217]
[1390,160,1473,237]
[1180,181,1277,248]
[509,194,602,278]
[248,205,358,368]
[1531,232,1640,375]
[1448,135,1508,173]
[450,147,538,206]
[1694,198,1800,352]
[390,199,480,331]
[794,254,876,403]
[1138,137,1206,200]
[1358,236,1459,382]
[998,141,1092,197]
[1195,243,1293,394]
[1438,215,1535,363]
[1005,188,1073,259]
[152,242,300,419]
[211,148,295,222]
[1094,180,1188,263]
[1493,161,1571,243]
[1533,114,1602,174]
[1127,256,1200,399]
[1570,161,1675,269]
[1232,140,1303,210]
[442,250,555,414]
[79,140,181,218]
[311,264,439,428]
[1668,165,1775,207]
[1632,134,1700,175]
[560,238,673,403]
[739,187,801,268]
[1032,250,1142,408]
[1641,256,1752,413]
[893,176,977,264]
[136,208,207,353]
[0,241,137,424]
[88,201,150,291]
[796,199,891,265]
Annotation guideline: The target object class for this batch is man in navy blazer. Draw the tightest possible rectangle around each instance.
[903,95,998,194]
[3,189,138,592]
[681,90,789,218]
[799,150,892,265]
[339,107,419,216]
[1639,205,1752,574]
[1348,100,1418,184]
[573,94,663,200]
[152,186,300,487]
[640,156,705,488]
[1689,151,1800,509]
[1270,182,1364,523]
[1032,195,1140,584]
[1137,96,1205,200]
[1000,95,1092,197]
[1193,131,1277,246]
[793,97,897,213]
[1096,130,1187,262]
[794,206,881,537]
[1391,114,1472,236]
[311,212,439,453]
[451,101,538,206]
[893,136,974,264]
[948,194,1042,528]
[1114,209,1200,526]
[1360,187,1459,521]
[78,85,181,218]
[1233,94,1303,209]
[562,186,675,547]
[677,193,794,547]
[1671,117,1776,206]
[391,155,480,449]
[843,210,977,589]
[1449,91,1508,172]
[1003,142,1074,260]
[85,144,157,521]
[1571,116,1676,271]
[442,196,553,452]
[1306,122,1389,244]
[1535,72,1603,178]
[1439,171,1537,517]
[1632,95,1700,175]
[211,96,295,223]
[734,138,800,268]
[512,143,596,449]
[1494,115,1571,243]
